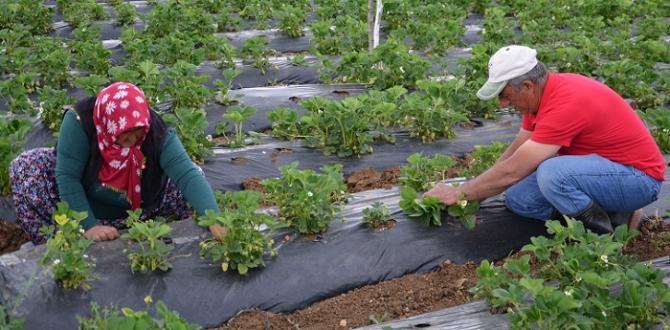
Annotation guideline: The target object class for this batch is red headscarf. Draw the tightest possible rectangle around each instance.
[93,82,150,210]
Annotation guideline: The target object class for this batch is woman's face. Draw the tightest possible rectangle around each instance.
[116,127,145,147]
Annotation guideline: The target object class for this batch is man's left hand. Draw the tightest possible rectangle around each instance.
[424,183,462,205]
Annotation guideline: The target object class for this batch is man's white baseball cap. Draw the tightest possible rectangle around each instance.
[476,45,538,101]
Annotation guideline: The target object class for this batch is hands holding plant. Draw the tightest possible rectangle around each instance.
[424,183,462,205]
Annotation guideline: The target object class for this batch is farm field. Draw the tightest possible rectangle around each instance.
[0,0,669,329]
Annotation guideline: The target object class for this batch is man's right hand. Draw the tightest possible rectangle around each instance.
[84,225,120,241]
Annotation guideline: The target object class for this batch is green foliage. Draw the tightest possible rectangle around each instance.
[0,73,36,114]
[362,202,392,229]
[31,36,71,88]
[72,41,112,76]
[0,118,31,195]
[447,199,479,230]
[262,162,346,235]
[458,141,509,177]
[58,0,107,28]
[0,0,53,35]
[276,5,306,37]
[300,96,374,157]
[198,191,280,275]
[399,187,444,226]
[471,218,670,329]
[215,105,257,148]
[120,210,173,273]
[638,107,670,153]
[334,39,431,90]
[217,8,243,32]
[239,37,274,75]
[39,86,74,132]
[39,202,95,290]
[78,299,199,330]
[213,68,241,106]
[114,3,138,27]
[161,108,213,164]
[267,107,301,140]
[399,79,470,142]
[310,15,367,55]
[399,153,456,191]
[0,304,23,330]
[74,75,110,97]
[163,61,212,110]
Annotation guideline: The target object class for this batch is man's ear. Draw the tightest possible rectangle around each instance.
[522,80,534,91]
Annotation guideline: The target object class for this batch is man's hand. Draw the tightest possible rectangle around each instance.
[209,224,228,241]
[424,183,462,205]
[84,225,120,241]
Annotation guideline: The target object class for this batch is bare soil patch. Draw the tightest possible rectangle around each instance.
[0,220,28,255]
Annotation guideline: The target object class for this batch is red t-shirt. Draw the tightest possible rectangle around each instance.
[522,73,665,181]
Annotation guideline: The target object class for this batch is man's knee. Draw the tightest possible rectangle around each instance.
[536,157,566,194]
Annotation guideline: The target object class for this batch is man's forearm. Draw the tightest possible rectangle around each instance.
[458,160,526,201]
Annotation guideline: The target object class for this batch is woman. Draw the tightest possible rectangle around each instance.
[10,82,223,243]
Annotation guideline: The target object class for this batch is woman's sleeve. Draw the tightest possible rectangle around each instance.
[159,130,220,216]
[55,111,98,229]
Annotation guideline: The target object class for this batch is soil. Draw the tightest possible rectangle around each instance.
[366,219,397,231]
[623,217,670,261]
[345,167,400,193]
[230,157,248,165]
[271,148,293,163]
[242,176,266,193]
[217,260,479,330]
[0,220,29,255]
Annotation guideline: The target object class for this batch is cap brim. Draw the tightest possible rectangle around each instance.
[476,80,507,101]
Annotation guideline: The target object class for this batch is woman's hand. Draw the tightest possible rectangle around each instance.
[84,225,120,241]
[209,224,228,241]
[424,183,463,205]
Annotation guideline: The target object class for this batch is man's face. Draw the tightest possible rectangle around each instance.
[498,81,540,115]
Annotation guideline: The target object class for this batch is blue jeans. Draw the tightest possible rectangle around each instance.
[505,154,662,220]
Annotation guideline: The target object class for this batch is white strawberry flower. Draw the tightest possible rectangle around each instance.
[458,200,468,208]
[307,191,313,197]
[118,116,127,130]
[53,259,61,265]
[113,90,128,99]
[120,100,130,109]
[109,160,122,169]
[106,101,117,115]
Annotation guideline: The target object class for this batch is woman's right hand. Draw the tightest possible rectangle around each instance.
[84,225,120,241]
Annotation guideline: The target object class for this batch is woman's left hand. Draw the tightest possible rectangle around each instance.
[209,224,228,241]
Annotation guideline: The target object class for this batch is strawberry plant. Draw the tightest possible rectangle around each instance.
[638,107,670,153]
[267,107,301,140]
[71,40,112,76]
[121,210,173,273]
[398,79,469,142]
[217,8,243,32]
[30,36,71,88]
[239,37,274,75]
[58,0,107,28]
[400,153,456,191]
[334,39,431,89]
[300,96,374,157]
[114,2,138,27]
[74,75,110,96]
[362,202,392,229]
[161,107,213,164]
[163,60,212,110]
[447,198,479,230]
[0,117,31,195]
[214,68,241,106]
[0,0,53,35]
[39,86,74,132]
[276,5,307,37]
[215,105,257,148]
[39,202,95,290]
[458,141,509,177]
[0,73,36,114]
[79,298,199,330]
[399,187,444,226]
[309,15,367,55]
[262,162,346,235]
[471,218,670,329]
[0,304,23,330]
[198,191,280,275]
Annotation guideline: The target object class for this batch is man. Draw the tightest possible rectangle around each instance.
[425,45,665,234]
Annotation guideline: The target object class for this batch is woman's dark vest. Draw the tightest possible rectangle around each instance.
[67,96,169,213]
